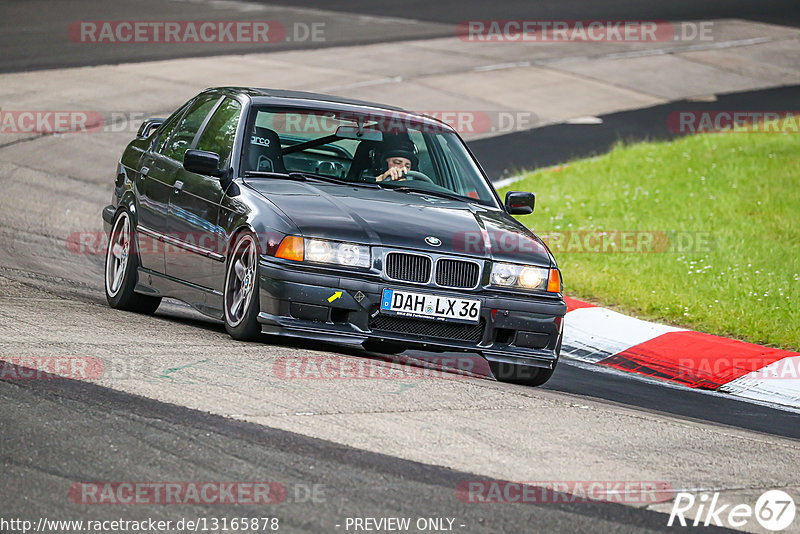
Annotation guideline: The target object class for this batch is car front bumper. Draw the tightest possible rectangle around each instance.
[257,258,566,370]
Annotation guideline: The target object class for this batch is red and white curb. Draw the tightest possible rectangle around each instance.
[561,297,800,409]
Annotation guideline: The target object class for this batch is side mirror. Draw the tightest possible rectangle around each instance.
[184,149,223,177]
[505,191,535,215]
[136,118,165,139]
[316,161,345,178]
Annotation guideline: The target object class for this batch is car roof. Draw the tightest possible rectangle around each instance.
[206,86,454,131]
[210,87,404,110]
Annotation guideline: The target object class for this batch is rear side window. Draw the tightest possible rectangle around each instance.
[153,104,189,155]
[160,95,220,162]
[195,98,242,166]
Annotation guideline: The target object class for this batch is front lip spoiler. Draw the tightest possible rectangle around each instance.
[481,350,556,370]
[257,311,368,346]
[257,311,557,370]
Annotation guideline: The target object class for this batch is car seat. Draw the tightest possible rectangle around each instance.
[247,127,286,173]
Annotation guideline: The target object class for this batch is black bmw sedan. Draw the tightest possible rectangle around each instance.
[103,87,566,386]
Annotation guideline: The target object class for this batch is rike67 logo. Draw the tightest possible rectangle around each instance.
[669,490,796,531]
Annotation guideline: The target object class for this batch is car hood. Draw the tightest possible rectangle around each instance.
[246,180,554,266]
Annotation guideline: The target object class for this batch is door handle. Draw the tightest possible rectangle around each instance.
[174,180,184,193]
[140,166,149,178]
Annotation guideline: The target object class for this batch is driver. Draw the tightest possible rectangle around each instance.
[375,138,419,182]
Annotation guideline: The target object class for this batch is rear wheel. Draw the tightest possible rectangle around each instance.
[104,209,161,314]
[224,231,261,341]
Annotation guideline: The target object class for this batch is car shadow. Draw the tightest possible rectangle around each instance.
[152,298,496,382]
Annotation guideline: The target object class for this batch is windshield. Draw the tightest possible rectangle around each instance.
[242,106,499,207]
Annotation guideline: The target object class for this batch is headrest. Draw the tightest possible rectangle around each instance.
[248,127,285,173]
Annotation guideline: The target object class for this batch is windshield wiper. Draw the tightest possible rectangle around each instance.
[388,185,471,203]
[243,170,380,189]
[243,170,306,181]
[288,172,382,189]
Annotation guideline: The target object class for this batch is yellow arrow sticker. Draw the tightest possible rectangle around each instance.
[328,291,343,303]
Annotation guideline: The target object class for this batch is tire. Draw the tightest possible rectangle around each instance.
[489,360,556,387]
[490,332,562,387]
[362,340,407,355]
[104,209,162,314]
[223,231,261,341]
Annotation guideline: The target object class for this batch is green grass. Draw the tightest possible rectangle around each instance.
[503,131,800,350]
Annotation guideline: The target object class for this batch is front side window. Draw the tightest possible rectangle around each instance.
[195,98,242,166]
[160,95,220,162]
[243,107,499,207]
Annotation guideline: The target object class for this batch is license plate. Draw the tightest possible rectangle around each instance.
[380,288,481,324]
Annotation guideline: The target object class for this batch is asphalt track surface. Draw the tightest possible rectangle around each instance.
[3,0,800,72]
[2,1,800,533]
[1,373,710,533]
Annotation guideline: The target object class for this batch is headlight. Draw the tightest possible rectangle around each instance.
[491,263,557,291]
[275,236,371,268]
[306,239,370,267]
[306,239,333,263]
[490,263,518,286]
[519,266,546,288]
[337,244,367,266]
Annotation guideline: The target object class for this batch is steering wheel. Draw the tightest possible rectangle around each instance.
[399,170,434,183]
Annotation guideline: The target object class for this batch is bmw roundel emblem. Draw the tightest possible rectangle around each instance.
[425,236,442,247]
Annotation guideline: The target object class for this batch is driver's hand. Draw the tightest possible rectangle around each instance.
[376,166,408,182]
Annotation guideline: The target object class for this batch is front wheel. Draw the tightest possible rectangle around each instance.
[224,231,261,341]
[104,209,161,314]
[489,361,556,387]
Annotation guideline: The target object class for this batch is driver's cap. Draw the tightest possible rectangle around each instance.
[382,138,418,169]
